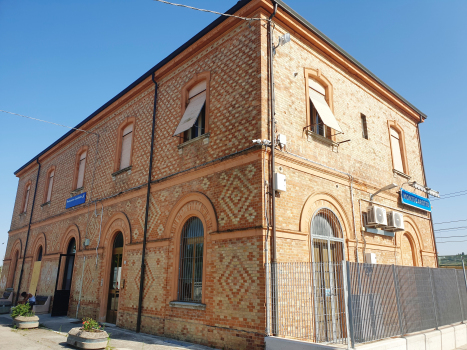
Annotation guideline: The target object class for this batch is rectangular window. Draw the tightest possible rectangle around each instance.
[46,170,54,202]
[361,114,368,139]
[390,128,404,173]
[76,152,86,189]
[23,185,31,213]
[120,124,133,170]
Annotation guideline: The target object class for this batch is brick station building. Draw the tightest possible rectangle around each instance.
[0,0,437,349]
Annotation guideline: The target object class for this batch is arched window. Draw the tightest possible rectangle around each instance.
[107,232,124,324]
[310,208,344,263]
[37,246,43,262]
[177,217,204,303]
[173,72,211,143]
[44,167,55,203]
[119,123,133,170]
[22,182,31,213]
[390,127,405,173]
[74,149,87,190]
[305,69,343,140]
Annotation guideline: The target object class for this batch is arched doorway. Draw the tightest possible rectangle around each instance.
[401,233,416,266]
[106,232,123,324]
[310,208,346,343]
[29,245,43,296]
[8,250,19,289]
[51,238,76,317]
[62,238,76,290]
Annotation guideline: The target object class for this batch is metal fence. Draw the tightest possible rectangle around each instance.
[347,262,467,347]
[267,261,467,347]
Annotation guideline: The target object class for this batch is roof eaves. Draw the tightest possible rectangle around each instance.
[274,0,427,121]
[14,0,254,175]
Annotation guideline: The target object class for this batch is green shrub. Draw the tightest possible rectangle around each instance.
[11,303,34,318]
[82,317,102,332]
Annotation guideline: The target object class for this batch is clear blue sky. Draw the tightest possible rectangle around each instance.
[1,0,466,262]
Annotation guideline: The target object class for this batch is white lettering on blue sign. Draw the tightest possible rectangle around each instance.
[400,189,431,212]
[66,192,87,209]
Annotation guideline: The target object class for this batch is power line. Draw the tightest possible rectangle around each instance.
[435,226,467,232]
[436,235,467,239]
[434,219,467,225]
[438,239,467,244]
[0,109,96,135]
[432,193,467,201]
[153,0,268,22]
[439,189,467,197]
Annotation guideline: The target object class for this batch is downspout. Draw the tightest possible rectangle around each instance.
[15,158,41,304]
[268,0,278,336]
[136,73,158,333]
[417,115,438,266]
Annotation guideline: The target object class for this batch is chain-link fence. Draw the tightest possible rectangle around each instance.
[267,261,467,347]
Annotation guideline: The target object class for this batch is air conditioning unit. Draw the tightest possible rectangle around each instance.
[367,206,387,228]
[386,211,405,231]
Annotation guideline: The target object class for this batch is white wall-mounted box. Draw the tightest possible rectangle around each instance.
[274,173,286,192]
[365,252,377,264]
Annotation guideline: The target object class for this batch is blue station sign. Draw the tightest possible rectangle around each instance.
[66,192,86,209]
[400,189,431,212]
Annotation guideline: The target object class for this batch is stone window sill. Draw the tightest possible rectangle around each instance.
[71,187,84,196]
[178,133,210,150]
[305,130,338,152]
[40,201,51,208]
[393,169,410,180]
[169,301,206,310]
[112,166,132,178]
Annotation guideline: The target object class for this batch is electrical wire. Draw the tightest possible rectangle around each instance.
[436,235,467,239]
[0,109,96,135]
[431,192,467,201]
[435,226,467,232]
[434,219,467,225]
[153,0,268,22]
[438,239,467,244]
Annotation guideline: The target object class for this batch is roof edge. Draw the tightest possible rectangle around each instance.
[14,0,254,175]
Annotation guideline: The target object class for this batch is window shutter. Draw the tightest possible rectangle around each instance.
[173,91,206,136]
[390,130,404,172]
[120,128,133,170]
[188,81,207,98]
[46,171,54,202]
[77,152,86,189]
[23,185,30,212]
[309,88,343,133]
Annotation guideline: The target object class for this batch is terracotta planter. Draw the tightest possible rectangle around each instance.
[67,327,109,349]
[13,315,39,329]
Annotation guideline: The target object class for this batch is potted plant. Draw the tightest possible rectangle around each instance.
[11,302,39,329]
[67,317,109,349]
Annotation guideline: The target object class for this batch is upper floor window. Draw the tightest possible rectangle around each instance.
[74,149,87,190]
[361,114,368,139]
[390,127,404,173]
[120,123,133,170]
[306,75,343,139]
[173,72,211,143]
[22,183,31,213]
[45,168,55,203]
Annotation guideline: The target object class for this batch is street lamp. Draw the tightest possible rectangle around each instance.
[370,183,398,201]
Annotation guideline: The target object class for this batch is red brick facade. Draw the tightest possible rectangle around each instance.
[1,1,436,349]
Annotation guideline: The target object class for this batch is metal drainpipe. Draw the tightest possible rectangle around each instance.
[136,73,158,333]
[15,158,41,305]
[268,0,278,336]
[417,116,438,266]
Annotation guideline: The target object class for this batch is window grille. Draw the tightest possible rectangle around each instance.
[178,217,204,303]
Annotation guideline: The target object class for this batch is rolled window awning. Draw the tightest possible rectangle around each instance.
[309,86,343,134]
[173,90,206,136]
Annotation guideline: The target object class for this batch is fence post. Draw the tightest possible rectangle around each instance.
[429,268,439,330]
[463,260,467,290]
[343,261,353,349]
[455,269,465,323]
[392,264,405,336]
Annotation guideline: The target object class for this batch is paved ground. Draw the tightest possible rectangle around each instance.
[0,314,217,350]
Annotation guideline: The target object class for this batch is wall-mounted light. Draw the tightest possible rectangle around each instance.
[370,183,398,201]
